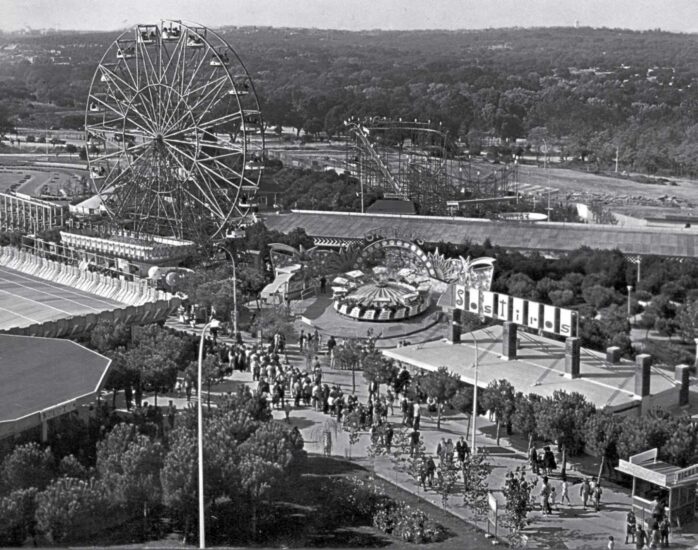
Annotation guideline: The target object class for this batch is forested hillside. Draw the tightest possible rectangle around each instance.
[0,26,697,175]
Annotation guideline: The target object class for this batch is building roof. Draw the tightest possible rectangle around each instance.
[382,325,677,412]
[261,210,698,258]
[366,199,416,215]
[0,335,111,437]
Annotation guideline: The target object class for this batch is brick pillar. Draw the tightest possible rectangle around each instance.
[451,308,462,344]
[606,346,621,364]
[502,321,517,360]
[634,354,652,398]
[564,337,581,379]
[675,364,691,407]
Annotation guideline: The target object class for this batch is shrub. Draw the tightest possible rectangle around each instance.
[372,500,446,543]
[0,488,38,546]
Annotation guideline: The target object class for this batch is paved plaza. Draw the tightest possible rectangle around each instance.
[157,317,698,549]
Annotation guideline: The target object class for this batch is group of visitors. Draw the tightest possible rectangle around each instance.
[625,504,671,548]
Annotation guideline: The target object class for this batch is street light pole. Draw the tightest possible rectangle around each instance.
[220,247,239,342]
[627,285,633,318]
[471,330,479,456]
[197,320,213,549]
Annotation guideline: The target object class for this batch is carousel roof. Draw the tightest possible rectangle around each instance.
[347,281,418,307]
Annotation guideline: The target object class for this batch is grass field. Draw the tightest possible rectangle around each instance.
[0,265,123,330]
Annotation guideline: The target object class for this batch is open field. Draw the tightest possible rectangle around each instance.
[0,265,122,330]
[517,164,698,209]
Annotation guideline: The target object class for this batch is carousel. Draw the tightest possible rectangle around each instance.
[332,266,430,322]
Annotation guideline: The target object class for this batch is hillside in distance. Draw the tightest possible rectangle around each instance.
[0,26,697,176]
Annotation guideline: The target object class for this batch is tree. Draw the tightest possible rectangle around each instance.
[185,354,225,409]
[435,458,460,508]
[676,299,698,343]
[333,338,362,393]
[89,320,130,354]
[419,367,461,430]
[161,426,198,540]
[461,452,490,518]
[1,443,55,493]
[96,424,164,531]
[511,393,540,449]
[481,379,516,445]
[35,477,112,544]
[660,417,698,467]
[251,304,296,343]
[583,411,622,476]
[502,469,536,547]
[64,143,77,157]
[237,422,301,538]
[362,347,397,396]
[534,391,595,475]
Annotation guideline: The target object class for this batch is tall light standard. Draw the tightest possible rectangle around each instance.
[219,246,239,341]
[627,285,633,318]
[196,319,214,549]
[470,330,480,455]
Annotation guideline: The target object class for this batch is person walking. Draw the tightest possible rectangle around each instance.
[327,335,337,368]
[540,476,551,515]
[659,516,670,547]
[625,510,637,545]
[560,474,571,506]
[580,477,591,508]
[412,401,421,431]
[592,481,603,512]
[635,524,646,550]
[299,330,306,352]
[384,423,394,453]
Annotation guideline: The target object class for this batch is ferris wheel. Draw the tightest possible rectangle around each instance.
[85,20,264,240]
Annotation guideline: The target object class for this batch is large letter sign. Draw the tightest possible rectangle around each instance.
[454,284,466,310]
[512,297,527,325]
[496,294,510,320]
[469,290,481,315]
[482,291,495,317]
[559,308,574,337]
[460,287,576,337]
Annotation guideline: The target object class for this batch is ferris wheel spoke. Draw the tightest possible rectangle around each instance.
[182,74,227,103]
[163,75,227,132]
[88,93,126,119]
[163,146,224,218]
[90,142,148,163]
[192,85,231,127]
[160,141,223,212]
[159,37,186,115]
[195,110,243,133]
[181,47,210,98]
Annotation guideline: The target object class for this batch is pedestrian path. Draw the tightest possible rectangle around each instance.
[159,315,698,548]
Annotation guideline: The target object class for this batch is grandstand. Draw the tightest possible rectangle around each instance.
[0,247,181,337]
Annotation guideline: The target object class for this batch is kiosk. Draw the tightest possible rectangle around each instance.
[617,449,698,527]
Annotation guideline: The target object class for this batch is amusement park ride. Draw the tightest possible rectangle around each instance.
[344,117,516,215]
[85,20,264,243]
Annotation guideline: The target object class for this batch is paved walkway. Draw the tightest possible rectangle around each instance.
[157,317,698,549]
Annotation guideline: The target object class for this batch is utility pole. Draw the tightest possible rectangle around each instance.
[615,146,619,174]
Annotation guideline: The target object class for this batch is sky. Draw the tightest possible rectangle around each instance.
[0,0,696,33]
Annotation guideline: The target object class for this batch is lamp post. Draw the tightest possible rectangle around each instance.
[471,330,479,456]
[627,285,633,318]
[219,246,239,342]
[196,320,214,549]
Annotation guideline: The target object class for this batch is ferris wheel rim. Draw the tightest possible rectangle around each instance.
[85,20,264,240]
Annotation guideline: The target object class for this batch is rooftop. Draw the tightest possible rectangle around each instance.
[383,325,677,412]
[0,335,111,437]
[262,210,698,258]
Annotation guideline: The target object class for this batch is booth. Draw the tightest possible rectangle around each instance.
[617,448,698,528]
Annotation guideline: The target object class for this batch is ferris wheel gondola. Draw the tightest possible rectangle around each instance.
[85,19,265,240]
